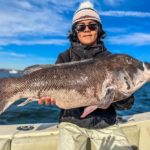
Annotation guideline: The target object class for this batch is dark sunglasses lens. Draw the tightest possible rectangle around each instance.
[75,24,86,32]
[75,23,98,32]
[88,24,98,31]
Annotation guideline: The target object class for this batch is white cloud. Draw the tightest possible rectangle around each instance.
[104,0,124,6]
[101,11,150,17]
[0,38,68,46]
[106,27,127,33]
[107,32,150,46]
[0,48,56,69]
[0,0,74,38]
[0,0,150,47]
[0,0,82,46]
[0,51,25,58]
[0,55,56,69]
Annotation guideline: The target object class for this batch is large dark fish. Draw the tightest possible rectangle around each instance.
[0,54,150,117]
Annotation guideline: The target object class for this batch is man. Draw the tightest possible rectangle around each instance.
[39,1,134,150]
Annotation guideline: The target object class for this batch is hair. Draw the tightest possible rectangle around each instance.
[68,21,106,43]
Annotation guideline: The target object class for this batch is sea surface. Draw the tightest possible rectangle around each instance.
[0,72,150,125]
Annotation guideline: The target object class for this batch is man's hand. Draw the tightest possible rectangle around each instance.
[38,96,56,105]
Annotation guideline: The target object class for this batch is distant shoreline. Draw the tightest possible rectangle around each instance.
[0,69,22,73]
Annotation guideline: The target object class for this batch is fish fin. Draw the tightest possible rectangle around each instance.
[23,64,53,75]
[80,105,98,118]
[79,86,116,118]
[23,65,43,75]
[0,99,17,114]
[98,86,116,109]
[17,98,36,107]
[0,100,8,114]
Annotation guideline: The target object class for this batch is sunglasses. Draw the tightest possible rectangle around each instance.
[75,23,98,32]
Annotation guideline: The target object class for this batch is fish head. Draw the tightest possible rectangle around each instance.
[109,54,150,94]
[122,55,150,83]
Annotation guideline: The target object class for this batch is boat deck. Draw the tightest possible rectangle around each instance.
[0,112,150,150]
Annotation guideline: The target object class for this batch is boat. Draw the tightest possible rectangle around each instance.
[9,70,18,74]
[0,112,150,150]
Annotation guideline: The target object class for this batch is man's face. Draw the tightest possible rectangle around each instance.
[75,20,99,46]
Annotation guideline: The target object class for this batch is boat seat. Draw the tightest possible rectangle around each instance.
[121,125,140,149]
[0,112,150,150]
[11,134,58,150]
[121,119,150,150]
[0,139,11,150]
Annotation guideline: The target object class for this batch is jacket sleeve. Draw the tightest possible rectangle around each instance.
[112,94,134,110]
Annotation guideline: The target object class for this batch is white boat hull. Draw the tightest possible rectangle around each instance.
[0,112,150,150]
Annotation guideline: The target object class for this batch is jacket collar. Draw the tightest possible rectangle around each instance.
[70,42,106,59]
[71,42,105,51]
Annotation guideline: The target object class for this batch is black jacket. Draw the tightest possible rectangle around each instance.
[55,42,134,129]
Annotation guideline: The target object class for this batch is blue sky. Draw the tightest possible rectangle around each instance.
[0,0,150,70]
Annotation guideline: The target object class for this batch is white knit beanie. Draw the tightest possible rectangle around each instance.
[72,1,101,25]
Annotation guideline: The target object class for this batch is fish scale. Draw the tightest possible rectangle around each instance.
[0,54,150,117]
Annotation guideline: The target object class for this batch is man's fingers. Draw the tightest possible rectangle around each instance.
[38,98,45,105]
[45,97,51,105]
[51,98,56,105]
[38,96,56,105]
[38,97,48,105]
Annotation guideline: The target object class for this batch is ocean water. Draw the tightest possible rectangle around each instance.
[0,73,150,125]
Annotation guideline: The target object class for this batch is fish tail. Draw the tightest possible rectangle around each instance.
[0,77,19,113]
[0,78,9,113]
[0,78,8,99]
